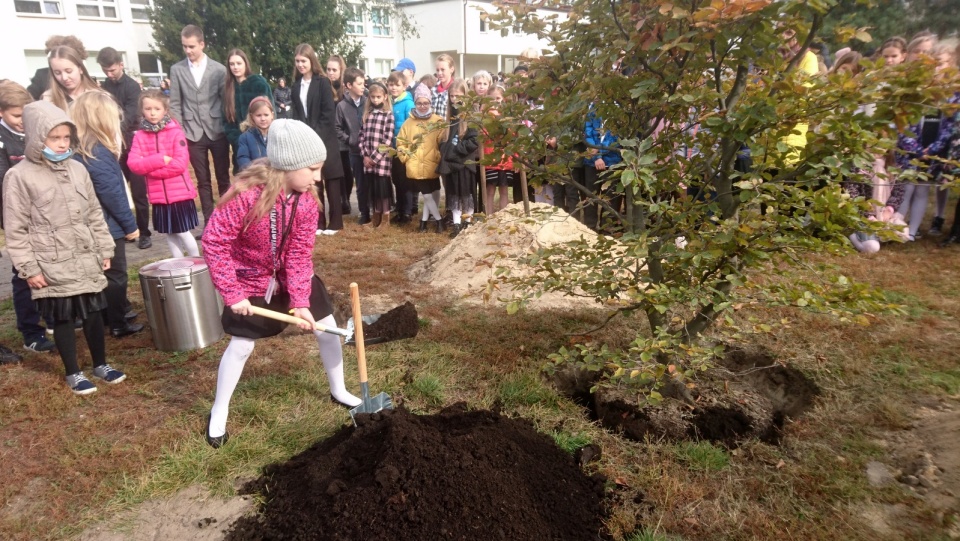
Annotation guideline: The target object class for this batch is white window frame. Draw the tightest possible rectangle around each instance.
[76,0,120,21]
[373,58,393,78]
[130,0,154,23]
[345,4,365,36]
[370,7,391,37]
[13,0,64,18]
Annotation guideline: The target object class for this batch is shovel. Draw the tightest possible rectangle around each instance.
[247,306,351,337]
[348,282,394,425]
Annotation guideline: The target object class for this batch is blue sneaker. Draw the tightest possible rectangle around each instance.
[92,364,126,384]
[66,373,97,395]
[24,336,56,353]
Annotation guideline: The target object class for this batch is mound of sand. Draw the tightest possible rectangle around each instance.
[408,203,603,308]
[226,405,606,541]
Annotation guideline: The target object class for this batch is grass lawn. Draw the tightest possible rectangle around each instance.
[0,218,958,540]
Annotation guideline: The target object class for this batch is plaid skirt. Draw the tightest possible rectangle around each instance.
[154,200,199,234]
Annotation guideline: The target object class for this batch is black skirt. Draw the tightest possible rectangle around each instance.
[154,199,200,234]
[369,174,394,202]
[486,169,513,188]
[221,275,335,340]
[412,178,441,194]
[448,168,476,198]
[36,291,108,323]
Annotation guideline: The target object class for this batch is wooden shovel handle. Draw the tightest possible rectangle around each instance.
[247,306,344,335]
[350,283,368,384]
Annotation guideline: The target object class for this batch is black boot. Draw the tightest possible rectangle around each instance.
[449,223,463,238]
[418,220,428,233]
[435,220,445,234]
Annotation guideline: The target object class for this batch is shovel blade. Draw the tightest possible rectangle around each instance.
[349,392,394,425]
[344,314,387,345]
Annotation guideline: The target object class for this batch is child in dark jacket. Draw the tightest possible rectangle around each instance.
[71,91,144,338]
[0,81,54,357]
[336,68,368,223]
[437,79,478,237]
[236,97,273,171]
[201,119,360,449]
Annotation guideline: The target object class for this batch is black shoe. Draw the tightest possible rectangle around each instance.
[396,214,412,225]
[110,323,144,338]
[358,215,372,226]
[0,345,22,365]
[940,235,960,248]
[449,223,463,238]
[137,236,152,249]
[418,220,428,233]
[205,413,229,449]
[342,203,352,215]
[929,216,945,236]
[435,220,445,234]
[125,310,139,321]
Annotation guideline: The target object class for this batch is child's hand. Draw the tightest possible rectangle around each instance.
[26,274,48,289]
[364,157,375,168]
[595,158,607,171]
[102,259,111,271]
[292,307,316,331]
[231,299,253,316]
[163,156,172,164]
[125,230,140,241]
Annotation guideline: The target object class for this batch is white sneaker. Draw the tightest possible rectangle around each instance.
[316,229,324,236]
[322,229,339,236]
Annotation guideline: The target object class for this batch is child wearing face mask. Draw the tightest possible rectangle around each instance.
[398,84,445,233]
[3,101,122,395]
[127,90,201,258]
[359,82,395,227]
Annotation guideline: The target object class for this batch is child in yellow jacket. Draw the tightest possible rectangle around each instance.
[398,83,444,233]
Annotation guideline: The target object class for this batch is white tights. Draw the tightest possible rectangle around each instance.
[421,190,442,221]
[207,314,361,438]
[166,232,200,258]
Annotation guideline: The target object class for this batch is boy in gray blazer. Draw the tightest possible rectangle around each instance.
[168,24,229,233]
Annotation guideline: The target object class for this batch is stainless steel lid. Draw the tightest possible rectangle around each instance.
[139,257,209,279]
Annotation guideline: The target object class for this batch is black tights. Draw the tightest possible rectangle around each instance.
[54,315,106,376]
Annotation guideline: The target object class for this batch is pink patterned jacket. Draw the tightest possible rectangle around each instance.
[202,185,319,308]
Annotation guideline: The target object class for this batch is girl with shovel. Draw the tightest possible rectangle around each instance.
[201,119,361,449]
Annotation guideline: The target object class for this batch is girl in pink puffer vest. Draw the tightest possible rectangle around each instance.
[127,90,200,258]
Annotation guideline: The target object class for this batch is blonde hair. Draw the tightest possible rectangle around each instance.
[240,97,274,132]
[443,78,469,142]
[907,35,937,56]
[362,81,392,123]
[933,39,959,66]
[46,46,100,112]
[70,91,122,159]
[828,51,863,75]
[0,81,33,110]
[435,53,456,74]
[217,162,320,230]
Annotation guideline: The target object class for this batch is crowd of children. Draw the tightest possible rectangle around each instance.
[1,25,959,452]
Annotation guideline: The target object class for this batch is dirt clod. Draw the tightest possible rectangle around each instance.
[227,405,607,541]
[361,301,419,342]
[689,406,753,448]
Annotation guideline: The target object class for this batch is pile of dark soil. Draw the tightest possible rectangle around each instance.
[554,348,821,448]
[362,301,419,342]
[227,405,607,541]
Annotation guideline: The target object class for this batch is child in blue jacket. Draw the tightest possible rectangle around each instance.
[236,97,273,171]
[583,110,622,231]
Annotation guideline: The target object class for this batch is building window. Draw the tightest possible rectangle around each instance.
[371,7,391,36]
[357,58,368,73]
[77,0,119,19]
[501,27,509,37]
[374,58,393,78]
[130,0,153,22]
[138,52,163,87]
[345,4,365,35]
[479,17,487,33]
[513,21,522,34]
[14,0,62,16]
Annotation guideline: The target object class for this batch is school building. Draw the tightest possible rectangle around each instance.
[1,0,566,87]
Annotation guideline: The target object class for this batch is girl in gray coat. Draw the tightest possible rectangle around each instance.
[3,101,124,395]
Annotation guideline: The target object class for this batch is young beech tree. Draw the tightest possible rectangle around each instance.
[478,0,958,402]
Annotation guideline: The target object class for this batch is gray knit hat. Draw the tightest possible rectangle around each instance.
[266,119,327,171]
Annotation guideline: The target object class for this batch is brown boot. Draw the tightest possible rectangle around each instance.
[372,212,383,228]
[383,212,391,227]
